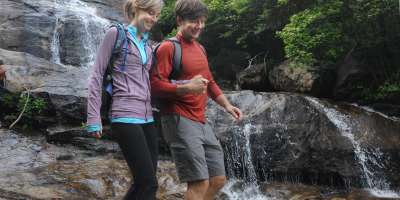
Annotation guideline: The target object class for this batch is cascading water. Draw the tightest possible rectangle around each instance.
[221,122,270,200]
[49,0,110,67]
[305,96,400,198]
[50,17,61,64]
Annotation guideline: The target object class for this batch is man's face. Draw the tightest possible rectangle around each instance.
[178,16,206,41]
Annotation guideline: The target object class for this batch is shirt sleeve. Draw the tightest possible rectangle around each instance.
[150,41,178,98]
[86,27,118,128]
[207,69,223,101]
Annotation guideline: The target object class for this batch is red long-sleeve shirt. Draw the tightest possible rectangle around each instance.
[150,33,223,123]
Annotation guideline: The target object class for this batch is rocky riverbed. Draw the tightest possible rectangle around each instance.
[1,128,399,200]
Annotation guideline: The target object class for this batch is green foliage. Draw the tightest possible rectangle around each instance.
[2,93,18,109]
[277,1,345,65]
[17,94,46,116]
[154,0,400,101]
[1,92,47,129]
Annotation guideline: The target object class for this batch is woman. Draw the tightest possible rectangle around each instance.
[86,0,163,199]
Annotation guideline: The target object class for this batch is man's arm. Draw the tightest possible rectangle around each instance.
[214,94,243,121]
[151,42,208,97]
[206,71,243,121]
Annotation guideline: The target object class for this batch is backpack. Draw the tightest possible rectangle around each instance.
[151,37,207,111]
[151,37,183,112]
[100,23,129,120]
[152,37,182,81]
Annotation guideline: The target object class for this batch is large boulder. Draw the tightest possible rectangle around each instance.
[206,91,400,189]
[237,63,270,91]
[0,48,89,124]
[81,0,126,23]
[0,0,112,67]
[269,60,335,97]
[0,0,56,60]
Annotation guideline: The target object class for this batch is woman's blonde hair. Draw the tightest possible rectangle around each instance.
[124,0,164,21]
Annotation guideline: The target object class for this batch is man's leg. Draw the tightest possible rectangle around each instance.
[185,179,209,200]
[203,124,227,200]
[160,115,210,199]
[204,176,226,200]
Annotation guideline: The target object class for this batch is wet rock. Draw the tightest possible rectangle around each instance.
[71,137,120,153]
[269,60,335,97]
[81,0,126,22]
[206,91,400,189]
[0,0,112,66]
[0,48,88,124]
[0,0,56,60]
[237,63,271,91]
[58,15,108,67]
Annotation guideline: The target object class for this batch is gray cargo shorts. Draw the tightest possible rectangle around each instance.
[160,114,226,182]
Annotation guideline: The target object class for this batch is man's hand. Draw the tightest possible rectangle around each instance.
[91,131,102,139]
[225,104,243,121]
[177,74,209,95]
[188,75,209,95]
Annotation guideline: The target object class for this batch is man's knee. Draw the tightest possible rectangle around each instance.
[209,176,226,190]
[187,179,209,193]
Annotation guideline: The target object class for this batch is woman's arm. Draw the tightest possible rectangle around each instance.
[86,27,118,133]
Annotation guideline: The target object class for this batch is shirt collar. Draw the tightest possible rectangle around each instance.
[127,25,149,42]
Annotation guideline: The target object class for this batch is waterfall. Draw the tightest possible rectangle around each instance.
[221,122,270,200]
[50,17,61,64]
[305,96,400,198]
[49,0,110,67]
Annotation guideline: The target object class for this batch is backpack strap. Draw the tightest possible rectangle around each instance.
[103,23,128,93]
[166,37,182,80]
[152,37,182,80]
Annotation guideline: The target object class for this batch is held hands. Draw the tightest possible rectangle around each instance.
[187,75,209,95]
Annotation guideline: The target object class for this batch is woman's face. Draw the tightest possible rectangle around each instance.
[133,8,161,33]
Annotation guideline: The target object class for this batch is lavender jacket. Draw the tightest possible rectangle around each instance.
[86,27,153,128]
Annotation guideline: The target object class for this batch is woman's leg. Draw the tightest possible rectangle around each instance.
[142,123,159,173]
[112,123,158,200]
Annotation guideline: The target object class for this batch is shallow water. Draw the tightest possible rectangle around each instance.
[1,129,399,200]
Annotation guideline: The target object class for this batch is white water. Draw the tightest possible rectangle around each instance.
[50,0,110,67]
[221,123,269,200]
[305,97,400,198]
[50,17,61,64]
[221,179,272,200]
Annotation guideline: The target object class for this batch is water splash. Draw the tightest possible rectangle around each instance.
[221,179,271,200]
[221,122,270,200]
[305,96,399,198]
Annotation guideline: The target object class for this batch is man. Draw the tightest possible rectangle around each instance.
[150,0,243,199]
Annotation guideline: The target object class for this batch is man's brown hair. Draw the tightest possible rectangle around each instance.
[174,0,208,21]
